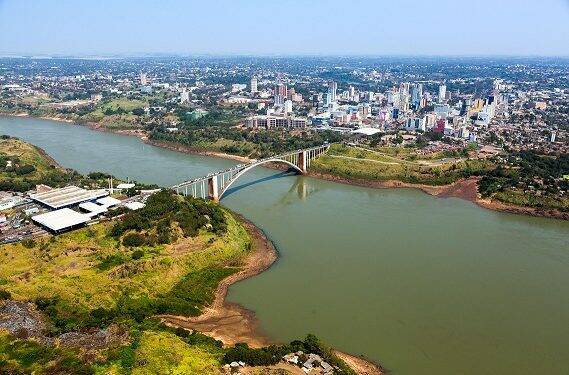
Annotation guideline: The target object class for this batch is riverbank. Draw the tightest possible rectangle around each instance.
[307,171,568,221]
[159,214,277,348]
[144,139,253,163]
[160,214,384,374]
[2,112,566,221]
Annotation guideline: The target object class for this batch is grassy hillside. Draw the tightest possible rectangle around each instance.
[0,190,251,373]
[0,191,357,374]
[312,144,493,186]
[0,191,250,332]
[0,135,75,191]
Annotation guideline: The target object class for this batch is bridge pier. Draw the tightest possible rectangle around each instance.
[208,176,219,202]
[298,150,307,174]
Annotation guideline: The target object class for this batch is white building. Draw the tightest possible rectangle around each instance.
[405,118,426,132]
[438,84,447,103]
[284,100,293,114]
[180,88,190,104]
[328,81,338,103]
[250,76,258,94]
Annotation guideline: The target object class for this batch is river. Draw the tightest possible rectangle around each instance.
[1,116,568,375]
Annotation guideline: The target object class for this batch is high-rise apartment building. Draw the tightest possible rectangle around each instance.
[438,84,447,103]
[250,76,258,94]
[328,81,338,103]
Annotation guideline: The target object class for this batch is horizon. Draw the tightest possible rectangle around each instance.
[1,0,568,56]
[1,53,569,59]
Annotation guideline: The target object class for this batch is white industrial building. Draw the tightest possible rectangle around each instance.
[30,186,108,209]
[31,208,91,233]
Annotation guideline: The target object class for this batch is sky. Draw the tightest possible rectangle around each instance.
[1,0,569,56]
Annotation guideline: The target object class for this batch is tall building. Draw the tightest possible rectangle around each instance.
[274,83,287,106]
[411,83,423,109]
[140,73,148,86]
[323,92,332,108]
[348,86,355,100]
[328,81,338,103]
[399,82,410,97]
[275,83,287,97]
[438,84,447,103]
[180,88,190,104]
[287,87,295,100]
[284,100,293,114]
[250,76,258,94]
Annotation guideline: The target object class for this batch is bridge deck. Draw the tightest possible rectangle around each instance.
[171,144,329,191]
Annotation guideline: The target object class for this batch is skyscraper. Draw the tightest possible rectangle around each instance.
[250,76,258,94]
[438,84,447,103]
[328,81,338,103]
[411,83,423,109]
[140,72,148,86]
[275,83,287,97]
[274,83,287,106]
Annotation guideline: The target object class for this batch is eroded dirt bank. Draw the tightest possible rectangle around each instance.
[159,215,383,374]
[159,215,277,348]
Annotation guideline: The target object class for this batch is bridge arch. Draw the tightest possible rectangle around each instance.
[219,158,303,199]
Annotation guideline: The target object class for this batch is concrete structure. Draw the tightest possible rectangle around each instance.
[438,84,447,103]
[30,186,108,209]
[0,194,24,211]
[246,115,308,128]
[32,208,91,233]
[250,76,258,93]
[328,81,338,103]
[171,144,330,201]
[124,201,145,210]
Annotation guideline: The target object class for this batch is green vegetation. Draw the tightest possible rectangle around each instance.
[128,330,222,375]
[224,334,356,375]
[0,135,77,192]
[83,99,149,129]
[0,136,158,193]
[0,331,93,375]
[0,189,251,373]
[0,189,356,373]
[149,108,343,158]
[478,151,569,211]
[312,144,493,186]
[1,191,248,333]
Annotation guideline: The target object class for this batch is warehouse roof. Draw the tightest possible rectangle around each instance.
[30,186,108,209]
[124,201,145,211]
[79,202,108,217]
[32,208,91,232]
[96,196,121,207]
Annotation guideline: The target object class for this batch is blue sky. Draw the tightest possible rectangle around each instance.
[1,0,568,56]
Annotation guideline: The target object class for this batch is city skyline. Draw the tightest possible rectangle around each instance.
[1,0,569,57]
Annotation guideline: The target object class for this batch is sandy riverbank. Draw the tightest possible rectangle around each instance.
[159,214,277,347]
[159,214,383,374]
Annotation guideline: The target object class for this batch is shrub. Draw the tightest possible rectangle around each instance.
[0,289,11,300]
[15,164,36,175]
[22,239,36,248]
[122,232,146,247]
[131,249,144,260]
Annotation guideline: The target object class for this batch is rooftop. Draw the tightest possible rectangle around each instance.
[30,186,108,209]
[31,208,91,232]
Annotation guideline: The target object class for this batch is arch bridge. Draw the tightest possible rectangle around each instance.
[170,144,330,201]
